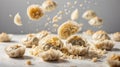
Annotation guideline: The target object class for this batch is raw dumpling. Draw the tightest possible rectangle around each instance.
[58,20,81,39]
[107,54,120,67]
[82,10,97,20]
[5,44,25,58]
[94,40,114,50]
[39,34,64,51]
[112,32,120,42]
[92,30,110,41]
[66,35,86,47]
[22,34,39,48]
[42,0,57,12]
[88,16,103,26]
[36,30,50,40]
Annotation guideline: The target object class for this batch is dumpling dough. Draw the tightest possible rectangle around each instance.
[36,30,50,40]
[92,30,110,41]
[58,20,81,39]
[112,32,120,42]
[22,34,39,48]
[40,48,61,61]
[0,32,10,42]
[39,34,64,51]
[71,9,79,21]
[66,35,86,47]
[94,40,114,50]
[5,44,25,58]
[107,54,120,67]
[88,16,103,26]
[14,13,22,26]
[27,5,44,21]
[82,10,97,20]
[42,0,57,12]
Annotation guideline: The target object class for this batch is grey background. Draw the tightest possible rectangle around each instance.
[0,0,120,34]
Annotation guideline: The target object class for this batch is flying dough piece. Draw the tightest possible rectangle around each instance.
[42,0,57,12]
[58,20,81,39]
[27,5,44,21]
[71,9,79,21]
[14,13,22,26]
[82,10,97,20]
[88,16,103,26]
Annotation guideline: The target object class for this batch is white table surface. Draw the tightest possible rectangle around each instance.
[0,34,120,67]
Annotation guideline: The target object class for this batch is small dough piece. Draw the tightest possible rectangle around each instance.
[94,40,114,50]
[107,54,120,67]
[22,34,39,48]
[88,16,103,26]
[14,13,22,26]
[0,32,10,42]
[42,0,57,12]
[40,49,61,61]
[92,30,110,41]
[27,5,44,21]
[66,35,86,47]
[112,32,120,42]
[91,57,97,62]
[71,9,79,21]
[39,35,64,51]
[82,10,97,20]
[26,60,32,65]
[36,30,50,40]
[84,29,94,36]
[58,20,81,39]
[5,44,25,58]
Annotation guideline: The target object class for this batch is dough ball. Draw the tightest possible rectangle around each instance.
[5,44,25,58]
[0,32,10,42]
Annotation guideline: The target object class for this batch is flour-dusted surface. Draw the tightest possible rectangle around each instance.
[0,34,120,67]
